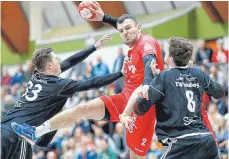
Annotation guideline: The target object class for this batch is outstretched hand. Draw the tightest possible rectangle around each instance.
[119,114,136,132]
[121,56,130,76]
[94,34,112,49]
[150,59,160,75]
[86,2,104,21]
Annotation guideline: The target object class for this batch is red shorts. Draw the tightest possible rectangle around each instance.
[100,92,156,156]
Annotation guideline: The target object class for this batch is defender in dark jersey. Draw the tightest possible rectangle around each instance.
[1,35,125,159]
[124,37,225,159]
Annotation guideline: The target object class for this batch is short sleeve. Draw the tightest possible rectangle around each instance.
[140,36,159,58]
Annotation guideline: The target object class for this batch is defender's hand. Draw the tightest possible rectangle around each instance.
[138,85,150,100]
[119,114,136,132]
[86,2,104,21]
[121,56,130,76]
[94,34,112,49]
[150,59,160,75]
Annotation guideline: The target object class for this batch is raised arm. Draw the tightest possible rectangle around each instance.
[60,46,96,72]
[103,14,118,29]
[86,2,118,29]
[58,72,123,97]
[60,34,112,72]
[58,57,128,97]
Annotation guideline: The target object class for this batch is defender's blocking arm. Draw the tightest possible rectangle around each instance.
[58,72,123,97]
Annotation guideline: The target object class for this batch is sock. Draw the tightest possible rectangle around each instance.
[35,120,54,138]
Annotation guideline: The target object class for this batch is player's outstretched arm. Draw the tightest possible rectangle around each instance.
[58,58,128,97]
[203,72,225,98]
[58,72,124,97]
[60,34,112,72]
[87,2,118,29]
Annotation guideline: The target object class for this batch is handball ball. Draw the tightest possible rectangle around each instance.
[78,1,96,19]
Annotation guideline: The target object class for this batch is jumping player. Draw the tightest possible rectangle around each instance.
[2,35,125,159]
[12,3,164,159]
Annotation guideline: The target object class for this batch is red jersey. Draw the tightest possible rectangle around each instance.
[123,34,164,93]
[100,34,164,156]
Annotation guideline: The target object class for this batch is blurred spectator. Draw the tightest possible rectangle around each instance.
[98,138,118,159]
[55,128,71,154]
[73,127,84,146]
[209,65,226,86]
[1,94,15,116]
[1,88,7,106]
[10,64,24,85]
[10,84,20,101]
[1,68,12,86]
[112,122,128,159]
[62,137,77,159]
[195,40,213,65]
[208,103,224,132]
[91,57,110,77]
[113,47,125,94]
[78,91,89,103]
[93,126,120,156]
[76,135,97,159]
[46,151,58,159]
[71,119,91,135]
[68,61,87,80]
[216,118,228,155]
[199,64,209,74]
[23,60,34,82]
[83,61,94,79]
[212,39,228,63]
[94,121,115,136]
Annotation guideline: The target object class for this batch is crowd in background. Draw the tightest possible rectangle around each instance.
[1,38,228,159]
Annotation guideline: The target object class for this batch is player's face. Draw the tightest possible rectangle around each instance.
[50,53,61,76]
[117,19,141,47]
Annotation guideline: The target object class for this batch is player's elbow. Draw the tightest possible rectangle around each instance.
[134,97,151,116]
[213,85,226,99]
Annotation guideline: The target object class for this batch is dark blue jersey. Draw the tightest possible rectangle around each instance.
[1,46,123,146]
[134,67,225,141]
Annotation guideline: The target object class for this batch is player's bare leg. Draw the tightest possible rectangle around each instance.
[49,98,105,129]
[33,98,106,138]
[130,150,146,159]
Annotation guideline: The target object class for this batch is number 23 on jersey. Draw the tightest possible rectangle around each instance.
[22,81,42,101]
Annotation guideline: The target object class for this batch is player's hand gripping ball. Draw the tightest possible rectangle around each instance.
[78,1,96,19]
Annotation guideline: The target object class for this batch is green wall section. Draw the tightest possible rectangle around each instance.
[38,39,86,53]
[151,14,189,38]
[1,41,27,65]
[195,7,228,39]
[2,7,228,65]
[1,40,35,65]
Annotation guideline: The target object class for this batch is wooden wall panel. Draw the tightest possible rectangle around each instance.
[212,1,228,22]
[1,1,29,53]
[74,1,127,30]
[201,1,228,23]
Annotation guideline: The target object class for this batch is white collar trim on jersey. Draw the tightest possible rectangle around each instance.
[173,65,188,69]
